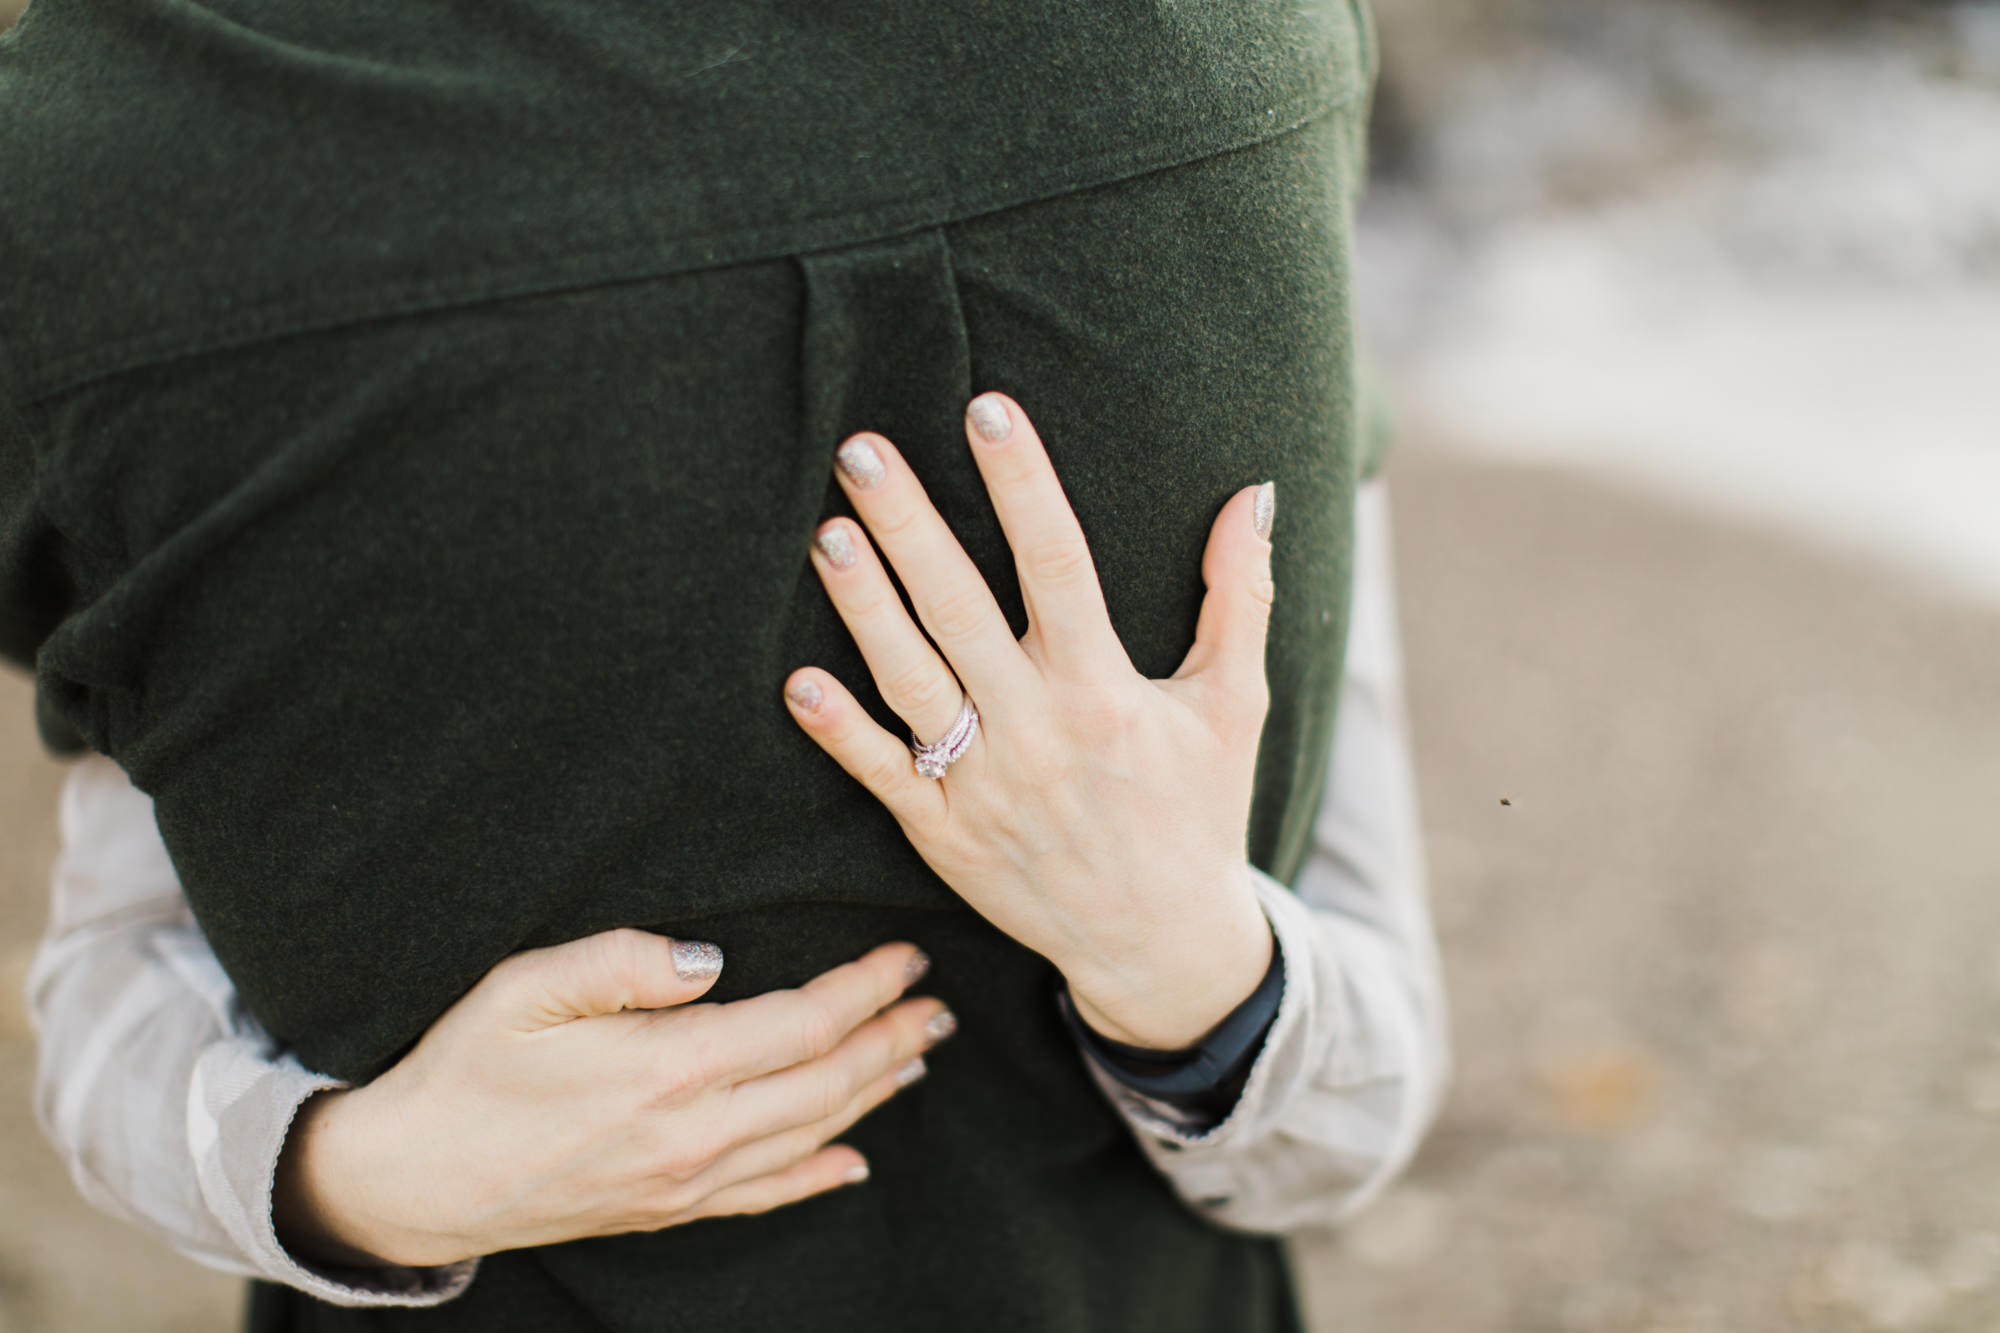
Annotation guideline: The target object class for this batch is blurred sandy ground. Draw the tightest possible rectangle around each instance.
[1287,3,2000,1330]
[4,0,1999,1329]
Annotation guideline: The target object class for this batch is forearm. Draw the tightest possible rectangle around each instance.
[28,755,475,1307]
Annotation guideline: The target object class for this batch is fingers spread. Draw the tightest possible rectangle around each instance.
[808,519,969,746]
[830,433,1031,711]
[960,394,1127,678]
[783,668,947,823]
[1170,482,1276,731]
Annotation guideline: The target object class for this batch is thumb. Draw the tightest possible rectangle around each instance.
[1170,482,1275,724]
[486,928,725,1030]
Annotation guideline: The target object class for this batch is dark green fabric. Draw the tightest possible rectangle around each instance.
[0,0,1368,400]
[2,3,1373,1329]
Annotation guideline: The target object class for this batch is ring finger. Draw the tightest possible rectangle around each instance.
[809,517,971,746]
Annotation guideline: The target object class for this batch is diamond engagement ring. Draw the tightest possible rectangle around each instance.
[911,696,980,780]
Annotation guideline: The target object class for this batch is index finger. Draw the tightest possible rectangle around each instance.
[684,941,932,1085]
[961,394,1128,678]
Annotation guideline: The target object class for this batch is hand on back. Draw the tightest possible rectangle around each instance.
[784,393,1277,1051]
[274,930,950,1268]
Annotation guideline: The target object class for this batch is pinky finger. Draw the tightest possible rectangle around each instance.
[675,1146,871,1222]
[783,668,944,826]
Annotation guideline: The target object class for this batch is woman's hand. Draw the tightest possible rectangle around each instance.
[273,931,950,1268]
[783,394,1277,1053]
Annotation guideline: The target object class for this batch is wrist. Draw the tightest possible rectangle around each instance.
[274,1086,465,1270]
[1063,878,1274,1051]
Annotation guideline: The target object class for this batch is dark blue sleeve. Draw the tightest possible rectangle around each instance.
[1055,933,1284,1131]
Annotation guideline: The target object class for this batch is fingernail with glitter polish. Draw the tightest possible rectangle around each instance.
[895,1057,927,1088]
[814,525,857,569]
[671,939,724,983]
[904,948,932,986]
[1253,481,1276,541]
[843,1161,871,1185]
[834,437,886,489]
[785,678,823,714]
[967,394,1012,444]
[924,1008,958,1046]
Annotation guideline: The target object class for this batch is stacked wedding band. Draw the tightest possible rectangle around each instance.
[911,697,980,779]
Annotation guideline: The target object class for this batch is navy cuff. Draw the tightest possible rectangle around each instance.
[1056,933,1283,1128]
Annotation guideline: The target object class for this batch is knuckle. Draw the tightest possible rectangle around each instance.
[651,1136,713,1186]
[559,927,659,1014]
[591,927,651,981]
[810,1067,853,1121]
[1023,538,1094,589]
[925,584,991,643]
[821,707,866,749]
[649,1178,703,1218]
[859,747,915,797]
[843,586,893,620]
[868,748,916,788]
[781,1123,832,1162]
[794,997,848,1062]
[649,1033,719,1106]
[480,949,540,998]
[870,503,922,542]
[813,955,894,1016]
[883,661,952,717]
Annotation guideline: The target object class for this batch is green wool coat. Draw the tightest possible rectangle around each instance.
[0,2,1375,1328]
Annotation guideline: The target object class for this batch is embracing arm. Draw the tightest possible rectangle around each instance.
[29,763,947,1302]
[1074,478,1452,1232]
[25,755,476,1306]
[27,403,1439,1286]
[780,395,1447,1237]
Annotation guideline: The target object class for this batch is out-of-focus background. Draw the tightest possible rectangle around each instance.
[3,0,1997,1329]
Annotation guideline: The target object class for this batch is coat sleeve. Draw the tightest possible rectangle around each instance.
[26,753,478,1306]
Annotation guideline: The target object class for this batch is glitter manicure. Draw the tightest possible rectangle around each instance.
[834,437,887,489]
[967,394,1012,443]
[1253,481,1276,540]
[670,939,724,982]
[814,525,858,569]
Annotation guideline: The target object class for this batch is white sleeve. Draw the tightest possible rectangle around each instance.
[24,754,477,1307]
[1079,478,1452,1232]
